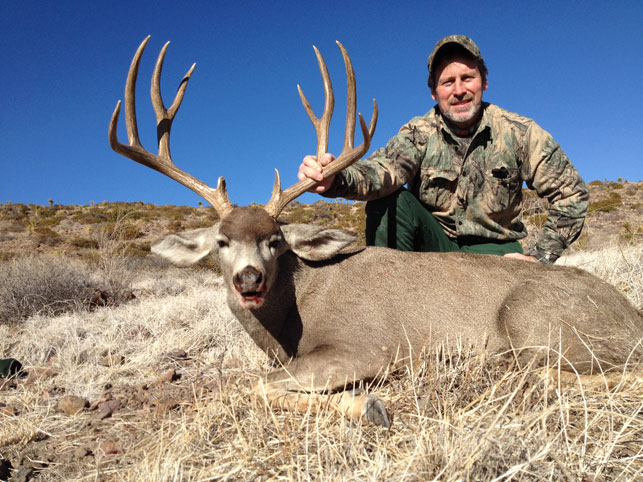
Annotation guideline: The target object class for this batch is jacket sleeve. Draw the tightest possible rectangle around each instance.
[322,120,427,200]
[521,124,589,264]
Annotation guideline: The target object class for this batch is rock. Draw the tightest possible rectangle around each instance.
[73,446,92,459]
[97,439,121,456]
[155,398,179,414]
[163,349,189,361]
[96,399,121,419]
[155,369,179,385]
[10,466,34,482]
[56,395,88,415]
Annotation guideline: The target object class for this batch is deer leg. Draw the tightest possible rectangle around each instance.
[256,347,390,427]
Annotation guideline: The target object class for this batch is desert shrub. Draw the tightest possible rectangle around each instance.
[588,179,603,186]
[157,205,196,221]
[92,215,142,300]
[102,222,144,240]
[0,203,29,223]
[0,221,26,233]
[168,220,184,232]
[281,206,315,224]
[71,210,108,224]
[588,192,623,213]
[31,226,62,247]
[0,252,16,262]
[124,241,151,257]
[620,223,643,243]
[184,219,214,230]
[69,237,99,249]
[0,255,99,324]
[30,215,61,228]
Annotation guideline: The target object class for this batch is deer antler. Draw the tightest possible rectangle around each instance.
[264,41,378,218]
[109,36,233,219]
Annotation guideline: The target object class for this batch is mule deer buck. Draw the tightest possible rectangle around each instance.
[110,37,642,427]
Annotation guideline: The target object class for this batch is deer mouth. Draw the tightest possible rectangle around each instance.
[237,288,267,309]
[233,266,268,309]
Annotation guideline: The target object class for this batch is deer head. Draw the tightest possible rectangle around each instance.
[109,37,377,309]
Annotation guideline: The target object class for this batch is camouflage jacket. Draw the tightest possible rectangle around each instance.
[324,103,589,264]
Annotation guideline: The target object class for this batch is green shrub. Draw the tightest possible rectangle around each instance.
[184,220,214,230]
[72,210,108,224]
[620,223,643,243]
[588,193,623,213]
[70,237,100,249]
[102,222,144,240]
[0,203,29,222]
[32,227,62,246]
[124,241,151,257]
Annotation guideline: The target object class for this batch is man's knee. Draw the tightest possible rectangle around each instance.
[365,189,421,249]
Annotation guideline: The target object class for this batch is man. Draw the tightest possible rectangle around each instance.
[298,35,588,264]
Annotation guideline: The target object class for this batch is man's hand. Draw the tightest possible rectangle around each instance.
[297,153,336,193]
[503,252,539,263]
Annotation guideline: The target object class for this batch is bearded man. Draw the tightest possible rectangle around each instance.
[298,35,588,264]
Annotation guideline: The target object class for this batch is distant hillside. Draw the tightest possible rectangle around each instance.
[0,180,640,261]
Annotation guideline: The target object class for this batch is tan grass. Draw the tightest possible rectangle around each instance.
[0,246,641,480]
[558,242,642,308]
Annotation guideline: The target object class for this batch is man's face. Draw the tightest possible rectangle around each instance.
[431,56,488,128]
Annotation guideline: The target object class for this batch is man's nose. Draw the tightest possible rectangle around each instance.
[453,79,466,96]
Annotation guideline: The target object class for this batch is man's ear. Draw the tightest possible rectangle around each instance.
[280,224,357,261]
[151,224,220,267]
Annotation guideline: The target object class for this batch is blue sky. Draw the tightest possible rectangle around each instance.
[2,1,641,208]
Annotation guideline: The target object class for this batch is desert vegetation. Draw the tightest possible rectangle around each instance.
[0,181,641,480]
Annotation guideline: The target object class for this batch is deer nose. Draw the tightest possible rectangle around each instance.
[233,266,264,293]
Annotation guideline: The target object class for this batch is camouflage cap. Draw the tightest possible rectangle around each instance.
[427,35,483,73]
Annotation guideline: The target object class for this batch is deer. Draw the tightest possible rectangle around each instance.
[109,37,643,428]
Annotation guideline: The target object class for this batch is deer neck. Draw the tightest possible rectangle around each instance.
[226,251,302,363]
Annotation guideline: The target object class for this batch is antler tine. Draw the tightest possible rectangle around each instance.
[151,41,196,159]
[297,46,334,167]
[338,41,356,152]
[264,42,378,219]
[108,36,233,219]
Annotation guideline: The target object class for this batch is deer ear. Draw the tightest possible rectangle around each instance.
[280,224,357,261]
[151,225,220,267]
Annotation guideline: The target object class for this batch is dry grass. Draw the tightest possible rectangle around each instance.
[0,245,642,480]
[558,243,643,308]
[0,255,99,324]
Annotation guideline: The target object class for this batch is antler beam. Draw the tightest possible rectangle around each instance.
[264,41,378,218]
[109,36,233,219]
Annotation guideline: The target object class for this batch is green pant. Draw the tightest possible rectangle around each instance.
[365,189,523,256]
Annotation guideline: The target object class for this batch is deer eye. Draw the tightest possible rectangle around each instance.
[268,239,281,250]
[217,239,229,249]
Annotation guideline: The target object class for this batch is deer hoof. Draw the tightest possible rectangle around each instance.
[364,395,390,428]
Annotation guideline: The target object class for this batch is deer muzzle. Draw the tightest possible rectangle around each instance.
[233,266,267,309]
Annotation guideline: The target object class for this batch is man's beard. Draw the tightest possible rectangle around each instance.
[442,98,482,126]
